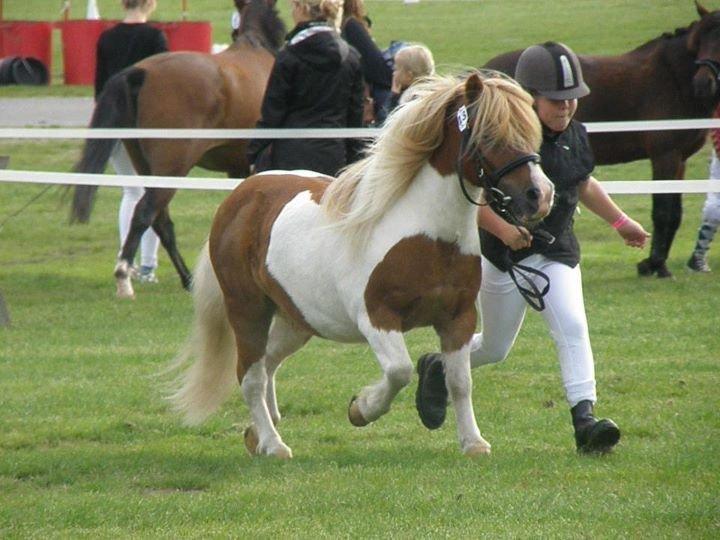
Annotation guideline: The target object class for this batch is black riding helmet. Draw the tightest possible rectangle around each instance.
[515,41,590,100]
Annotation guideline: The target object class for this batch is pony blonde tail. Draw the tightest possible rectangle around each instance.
[165,243,237,425]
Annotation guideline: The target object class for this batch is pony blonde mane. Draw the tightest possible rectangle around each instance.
[321,72,541,245]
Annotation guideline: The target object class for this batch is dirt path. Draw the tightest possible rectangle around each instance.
[0,97,93,127]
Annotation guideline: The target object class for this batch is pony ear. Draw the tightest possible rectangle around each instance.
[465,73,484,104]
[696,1,710,18]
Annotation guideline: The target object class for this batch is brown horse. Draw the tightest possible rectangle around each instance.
[71,0,285,298]
[167,74,554,458]
[484,1,720,278]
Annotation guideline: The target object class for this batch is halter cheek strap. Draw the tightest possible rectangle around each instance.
[695,58,720,80]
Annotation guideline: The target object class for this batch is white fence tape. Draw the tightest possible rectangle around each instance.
[1,119,720,194]
[1,170,719,194]
[1,118,720,139]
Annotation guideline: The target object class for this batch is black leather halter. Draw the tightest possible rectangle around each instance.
[455,105,541,208]
[454,104,552,311]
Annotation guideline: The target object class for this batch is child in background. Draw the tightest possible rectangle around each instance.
[388,43,435,112]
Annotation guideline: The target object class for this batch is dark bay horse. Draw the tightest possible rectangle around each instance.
[167,74,554,458]
[484,1,720,278]
[71,0,285,298]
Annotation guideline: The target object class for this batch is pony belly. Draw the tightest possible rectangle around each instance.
[265,192,367,343]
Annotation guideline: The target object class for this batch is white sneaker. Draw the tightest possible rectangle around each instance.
[137,266,159,284]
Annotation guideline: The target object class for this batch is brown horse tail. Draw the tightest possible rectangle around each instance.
[69,67,146,223]
[164,244,238,425]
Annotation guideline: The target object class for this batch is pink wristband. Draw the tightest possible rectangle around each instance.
[611,213,629,229]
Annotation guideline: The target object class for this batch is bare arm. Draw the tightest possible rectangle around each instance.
[578,176,650,248]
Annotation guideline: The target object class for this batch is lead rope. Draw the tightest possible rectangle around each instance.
[455,104,553,311]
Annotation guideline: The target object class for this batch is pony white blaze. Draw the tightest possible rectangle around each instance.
[167,73,551,459]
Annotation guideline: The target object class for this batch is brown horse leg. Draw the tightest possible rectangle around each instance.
[638,155,684,278]
[152,205,192,291]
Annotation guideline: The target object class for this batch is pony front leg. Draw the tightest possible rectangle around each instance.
[349,323,413,426]
[241,360,292,459]
[443,346,491,456]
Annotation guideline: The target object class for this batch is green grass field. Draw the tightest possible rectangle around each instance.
[1,0,720,538]
[0,0,711,90]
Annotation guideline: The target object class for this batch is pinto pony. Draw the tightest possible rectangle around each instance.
[70,0,285,298]
[167,73,555,458]
[485,1,720,278]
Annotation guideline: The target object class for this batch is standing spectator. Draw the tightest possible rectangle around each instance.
[341,0,393,125]
[414,43,650,454]
[686,112,720,273]
[388,43,435,113]
[95,0,167,284]
[247,0,364,176]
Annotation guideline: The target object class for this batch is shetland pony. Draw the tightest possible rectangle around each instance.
[168,73,555,458]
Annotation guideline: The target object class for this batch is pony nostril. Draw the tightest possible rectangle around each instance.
[526,187,541,201]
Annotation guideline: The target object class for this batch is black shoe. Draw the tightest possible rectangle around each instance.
[415,353,448,430]
[655,261,673,279]
[571,400,621,454]
[636,257,655,277]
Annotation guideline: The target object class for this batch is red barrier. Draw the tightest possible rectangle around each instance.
[58,19,118,86]
[58,20,212,86]
[156,21,212,53]
[0,21,53,77]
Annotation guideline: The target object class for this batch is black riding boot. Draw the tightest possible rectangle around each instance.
[571,400,621,454]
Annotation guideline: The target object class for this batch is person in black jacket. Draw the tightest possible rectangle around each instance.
[341,0,392,125]
[95,0,168,285]
[414,43,650,455]
[247,0,364,177]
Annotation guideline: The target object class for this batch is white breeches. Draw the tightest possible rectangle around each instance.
[706,153,720,224]
[470,254,597,407]
[110,143,160,269]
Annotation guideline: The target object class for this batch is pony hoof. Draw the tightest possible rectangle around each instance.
[244,424,259,456]
[348,396,369,427]
[272,444,293,460]
[115,279,135,299]
[114,261,135,299]
[464,442,492,457]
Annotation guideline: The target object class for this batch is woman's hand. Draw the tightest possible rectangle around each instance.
[617,217,650,248]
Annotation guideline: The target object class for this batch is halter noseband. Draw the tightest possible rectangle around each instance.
[455,104,552,311]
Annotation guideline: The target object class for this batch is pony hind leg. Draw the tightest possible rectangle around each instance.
[225,296,293,459]
[349,319,414,426]
[263,316,312,426]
